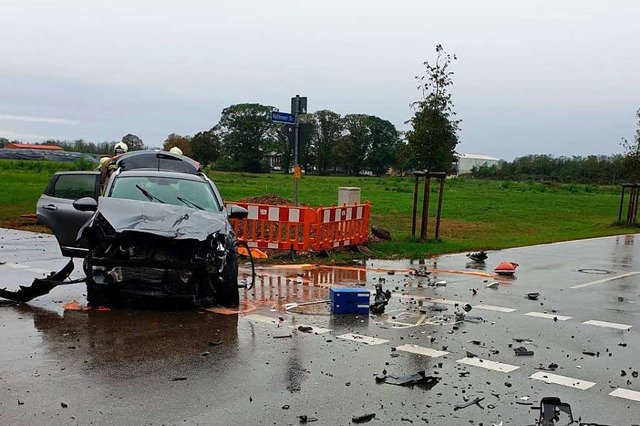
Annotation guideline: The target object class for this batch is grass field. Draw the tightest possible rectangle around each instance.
[0,159,637,258]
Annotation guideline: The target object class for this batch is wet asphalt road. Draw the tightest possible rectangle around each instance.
[1,228,639,425]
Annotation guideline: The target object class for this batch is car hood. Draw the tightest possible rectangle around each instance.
[86,197,232,241]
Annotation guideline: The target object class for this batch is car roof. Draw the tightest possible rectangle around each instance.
[115,150,200,174]
[116,170,207,182]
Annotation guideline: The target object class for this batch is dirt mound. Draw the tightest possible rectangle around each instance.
[240,194,291,206]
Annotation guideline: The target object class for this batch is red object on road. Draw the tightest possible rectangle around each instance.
[494,261,519,275]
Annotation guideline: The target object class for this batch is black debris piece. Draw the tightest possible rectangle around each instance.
[467,251,488,262]
[200,351,211,356]
[537,363,558,371]
[463,303,473,312]
[0,259,75,303]
[621,370,627,377]
[299,415,318,423]
[472,289,478,296]
[282,405,290,410]
[297,326,313,333]
[527,292,540,300]
[170,377,188,381]
[466,351,478,358]
[61,402,68,408]
[370,283,392,314]
[352,413,376,424]
[274,334,293,339]
[504,382,512,388]
[582,351,597,357]
[633,371,639,378]
[514,346,534,356]
[377,370,441,389]
[618,343,628,347]
[208,341,222,346]
[453,396,485,411]
[17,399,24,406]
[537,397,574,424]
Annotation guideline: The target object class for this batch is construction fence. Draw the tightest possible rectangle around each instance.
[227,201,371,252]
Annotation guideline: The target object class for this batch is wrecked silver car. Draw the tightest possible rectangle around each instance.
[33,151,248,307]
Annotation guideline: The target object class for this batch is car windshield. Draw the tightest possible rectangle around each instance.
[109,176,221,212]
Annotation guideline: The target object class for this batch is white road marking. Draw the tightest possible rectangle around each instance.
[396,344,449,358]
[244,315,333,334]
[27,267,50,274]
[530,372,596,390]
[569,271,640,289]
[525,312,572,321]
[429,298,516,313]
[337,333,389,345]
[582,320,632,330]
[609,388,640,402]
[474,304,517,313]
[456,357,519,373]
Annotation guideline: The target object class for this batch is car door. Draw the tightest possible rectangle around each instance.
[36,171,100,257]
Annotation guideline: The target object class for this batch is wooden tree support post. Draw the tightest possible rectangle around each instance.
[411,171,448,242]
[411,171,425,237]
[619,183,640,225]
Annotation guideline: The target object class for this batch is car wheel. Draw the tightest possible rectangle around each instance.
[84,257,112,307]
[214,251,240,307]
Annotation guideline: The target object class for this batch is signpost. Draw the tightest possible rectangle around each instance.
[272,95,307,206]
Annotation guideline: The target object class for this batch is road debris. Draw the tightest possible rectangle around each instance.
[352,413,376,423]
[494,261,518,276]
[486,281,499,289]
[0,259,76,302]
[298,414,318,423]
[467,251,488,261]
[370,283,392,314]
[274,334,293,339]
[297,326,313,333]
[527,292,540,300]
[453,396,485,411]
[375,370,440,388]
[514,346,534,356]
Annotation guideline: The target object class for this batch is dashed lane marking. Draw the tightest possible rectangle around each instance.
[569,271,640,289]
[396,344,449,358]
[337,333,389,345]
[456,357,519,373]
[529,371,596,390]
[428,298,516,313]
[609,388,640,403]
[243,315,332,334]
[582,320,632,330]
[525,312,572,321]
[473,304,517,313]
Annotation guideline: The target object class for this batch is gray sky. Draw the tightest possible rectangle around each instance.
[1,0,638,160]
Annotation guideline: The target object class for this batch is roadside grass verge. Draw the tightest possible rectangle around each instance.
[0,159,636,259]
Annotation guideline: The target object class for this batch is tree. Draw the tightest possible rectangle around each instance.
[0,137,8,148]
[406,44,461,173]
[216,103,279,172]
[309,110,343,174]
[121,134,145,151]
[163,133,192,156]
[341,114,371,175]
[621,108,640,182]
[365,116,400,176]
[190,128,220,167]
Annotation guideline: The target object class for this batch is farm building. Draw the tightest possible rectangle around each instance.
[455,153,501,176]
[4,143,63,150]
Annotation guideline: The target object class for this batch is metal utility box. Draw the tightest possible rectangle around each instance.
[330,287,370,314]
[338,187,361,205]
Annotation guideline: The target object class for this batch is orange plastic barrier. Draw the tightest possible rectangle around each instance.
[227,201,370,252]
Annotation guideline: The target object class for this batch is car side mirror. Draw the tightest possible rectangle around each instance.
[73,197,98,212]
[227,204,248,219]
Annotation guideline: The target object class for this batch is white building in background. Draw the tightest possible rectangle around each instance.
[454,153,501,176]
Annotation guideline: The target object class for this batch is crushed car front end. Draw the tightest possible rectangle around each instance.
[80,197,239,307]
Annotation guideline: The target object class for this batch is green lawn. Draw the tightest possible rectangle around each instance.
[0,160,637,259]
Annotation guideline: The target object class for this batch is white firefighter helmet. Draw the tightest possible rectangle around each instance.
[169,146,183,155]
[114,142,128,155]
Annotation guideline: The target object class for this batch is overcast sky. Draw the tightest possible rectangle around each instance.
[1,0,638,160]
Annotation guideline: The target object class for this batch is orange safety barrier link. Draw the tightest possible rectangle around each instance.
[227,202,316,251]
[226,201,370,252]
[311,202,370,251]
